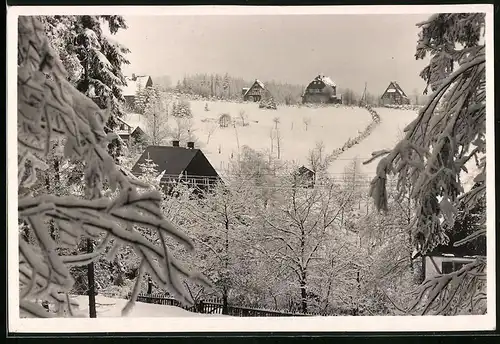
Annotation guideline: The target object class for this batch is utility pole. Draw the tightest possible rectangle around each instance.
[82,31,97,319]
[360,82,367,105]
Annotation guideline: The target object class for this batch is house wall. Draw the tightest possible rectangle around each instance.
[424,256,476,280]
[124,95,136,109]
[381,93,410,105]
[243,85,265,102]
[302,82,338,104]
[302,93,331,104]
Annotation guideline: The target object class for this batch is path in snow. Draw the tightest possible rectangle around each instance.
[328,107,419,178]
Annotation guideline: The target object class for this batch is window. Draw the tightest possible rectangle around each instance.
[442,260,469,274]
[442,262,453,274]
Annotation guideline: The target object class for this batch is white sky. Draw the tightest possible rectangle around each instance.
[106,14,432,96]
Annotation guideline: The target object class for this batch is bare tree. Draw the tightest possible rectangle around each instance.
[143,88,171,146]
[303,117,311,131]
[273,116,281,130]
[275,129,282,160]
[239,110,248,127]
[205,121,217,144]
[256,176,353,314]
[307,141,336,180]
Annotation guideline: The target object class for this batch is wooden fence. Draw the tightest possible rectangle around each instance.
[135,293,313,317]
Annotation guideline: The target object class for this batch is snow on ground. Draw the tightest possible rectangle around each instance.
[72,295,227,317]
[328,107,419,178]
[186,100,374,173]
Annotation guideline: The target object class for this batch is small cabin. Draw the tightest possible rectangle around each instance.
[115,116,147,147]
[302,75,342,104]
[380,81,410,106]
[242,79,267,102]
[292,166,316,188]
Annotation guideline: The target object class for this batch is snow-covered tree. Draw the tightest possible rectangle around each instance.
[256,171,354,314]
[172,98,193,118]
[140,87,171,146]
[178,181,255,314]
[364,13,487,315]
[40,15,130,160]
[17,17,207,317]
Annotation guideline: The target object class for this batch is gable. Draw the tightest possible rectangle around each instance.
[122,75,153,97]
[382,81,408,98]
[181,151,220,180]
[243,80,266,97]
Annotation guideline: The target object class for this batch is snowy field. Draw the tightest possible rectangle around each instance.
[126,100,420,179]
[72,295,227,317]
[188,100,374,174]
[329,107,419,177]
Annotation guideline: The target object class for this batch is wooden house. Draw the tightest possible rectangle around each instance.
[242,79,267,102]
[380,81,410,105]
[115,115,147,146]
[122,73,154,109]
[302,75,342,104]
[292,166,316,188]
[131,142,221,194]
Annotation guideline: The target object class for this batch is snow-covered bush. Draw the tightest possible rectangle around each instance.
[172,98,193,118]
[17,17,208,318]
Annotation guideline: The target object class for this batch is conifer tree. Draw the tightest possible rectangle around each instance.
[17,17,207,317]
[364,13,487,315]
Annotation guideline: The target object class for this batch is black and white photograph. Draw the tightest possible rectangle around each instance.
[8,4,495,333]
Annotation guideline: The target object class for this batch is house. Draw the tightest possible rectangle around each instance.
[242,79,267,102]
[412,230,486,281]
[122,73,154,108]
[302,75,342,104]
[115,114,147,146]
[293,166,316,188]
[380,81,410,105]
[130,142,221,194]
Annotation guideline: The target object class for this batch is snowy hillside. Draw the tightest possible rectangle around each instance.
[126,98,422,180]
[329,107,419,176]
[71,295,227,317]
[188,100,373,173]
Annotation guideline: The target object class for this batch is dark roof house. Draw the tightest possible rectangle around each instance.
[302,75,342,104]
[380,81,410,105]
[131,142,221,194]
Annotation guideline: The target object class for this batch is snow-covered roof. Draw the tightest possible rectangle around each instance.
[319,75,336,87]
[243,79,266,97]
[116,112,145,135]
[383,81,408,98]
[122,75,152,97]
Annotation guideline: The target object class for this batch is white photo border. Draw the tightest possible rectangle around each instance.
[7,4,496,333]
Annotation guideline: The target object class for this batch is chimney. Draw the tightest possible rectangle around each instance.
[172,140,180,147]
[132,73,136,80]
[187,141,195,149]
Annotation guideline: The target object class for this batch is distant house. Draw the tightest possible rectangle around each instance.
[116,114,147,146]
[293,166,316,188]
[122,73,154,108]
[302,75,342,104]
[380,81,410,105]
[242,79,267,102]
[131,142,221,194]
